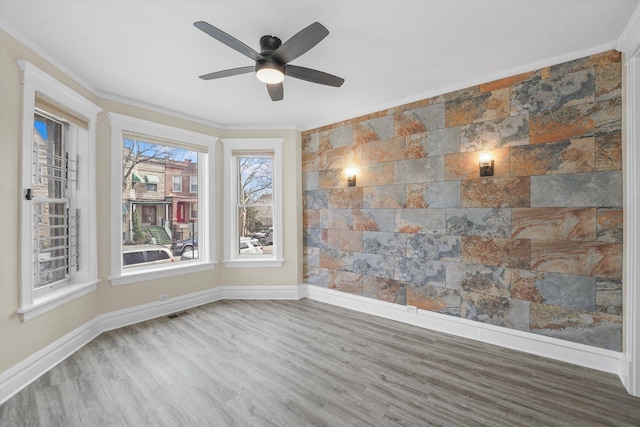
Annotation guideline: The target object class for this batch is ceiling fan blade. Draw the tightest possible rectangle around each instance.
[199,66,255,80]
[267,83,284,101]
[272,22,329,64]
[194,21,264,62]
[286,65,344,87]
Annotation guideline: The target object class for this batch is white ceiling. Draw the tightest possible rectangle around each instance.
[1,0,638,130]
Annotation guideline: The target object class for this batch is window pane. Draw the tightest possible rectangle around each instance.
[237,156,273,255]
[122,136,198,267]
[34,201,69,289]
[190,176,198,193]
[237,157,272,203]
[32,113,71,290]
[237,207,271,255]
[33,113,64,199]
[172,175,182,192]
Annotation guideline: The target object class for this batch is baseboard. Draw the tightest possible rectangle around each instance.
[300,284,622,375]
[97,287,226,333]
[0,284,301,405]
[217,284,302,300]
[619,353,631,393]
[99,284,302,333]
[0,316,103,405]
[1,283,624,405]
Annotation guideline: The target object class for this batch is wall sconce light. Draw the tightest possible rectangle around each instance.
[345,167,357,187]
[479,152,494,177]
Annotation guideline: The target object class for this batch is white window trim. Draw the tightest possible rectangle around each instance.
[108,113,217,286]
[17,60,101,321]
[222,138,283,268]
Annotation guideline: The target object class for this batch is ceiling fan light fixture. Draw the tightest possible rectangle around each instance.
[195,21,343,100]
[255,61,285,84]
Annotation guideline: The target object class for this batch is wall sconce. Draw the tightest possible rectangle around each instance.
[345,167,357,187]
[479,153,494,177]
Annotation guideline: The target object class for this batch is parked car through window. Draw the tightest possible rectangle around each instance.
[123,245,174,268]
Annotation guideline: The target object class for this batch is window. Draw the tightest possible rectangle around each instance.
[190,175,198,193]
[222,138,283,267]
[109,113,216,286]
[146,183,157,192]
[18,61,101,321]
[31,113,74,290]
[173,175,182,192]
[190,202,198,219]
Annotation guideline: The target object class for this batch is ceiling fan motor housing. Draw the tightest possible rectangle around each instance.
[259,35,282,54]
[256,35,285,79]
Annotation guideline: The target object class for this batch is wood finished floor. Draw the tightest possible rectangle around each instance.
[1,299,639,426]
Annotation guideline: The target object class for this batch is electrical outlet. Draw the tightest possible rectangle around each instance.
[159,293,169,302]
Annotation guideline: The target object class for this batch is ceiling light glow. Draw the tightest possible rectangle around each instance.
[256,68,284,84]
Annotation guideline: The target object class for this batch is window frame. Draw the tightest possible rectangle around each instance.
[31,112,75,296]
[222,138,283,268]
[172,174,182,193]
[18,61,101,321]
[190,175,198,193]
[108,113,216,286]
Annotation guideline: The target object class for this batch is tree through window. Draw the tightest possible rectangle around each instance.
[238,155,273,244]
[222,138,283,267]
[121,134,200,266]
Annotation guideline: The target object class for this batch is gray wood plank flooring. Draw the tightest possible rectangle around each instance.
[1,298,639,426]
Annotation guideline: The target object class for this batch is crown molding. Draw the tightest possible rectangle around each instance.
[617,2,640,59]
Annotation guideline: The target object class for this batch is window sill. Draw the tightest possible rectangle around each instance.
[223,258,284,268]
[18,280,99,322]
[110,261,216,286]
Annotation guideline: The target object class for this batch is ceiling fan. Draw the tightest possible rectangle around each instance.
[194,21,344,101]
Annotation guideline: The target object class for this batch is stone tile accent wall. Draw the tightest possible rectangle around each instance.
[301,50,623,351]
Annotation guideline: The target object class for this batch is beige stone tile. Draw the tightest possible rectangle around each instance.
[530,241,622,279]
[511,207,596,241]
[460,176,530,208]
[461,236,530,269]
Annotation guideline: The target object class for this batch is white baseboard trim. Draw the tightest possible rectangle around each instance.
[1,283,624,404]
[97,284,301,335]
[217,284,302,301]
[619,352,631,392]
[98,287,225,333]
[300,284,622,376]
[0,316,103,405]
[0,285,301,405]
